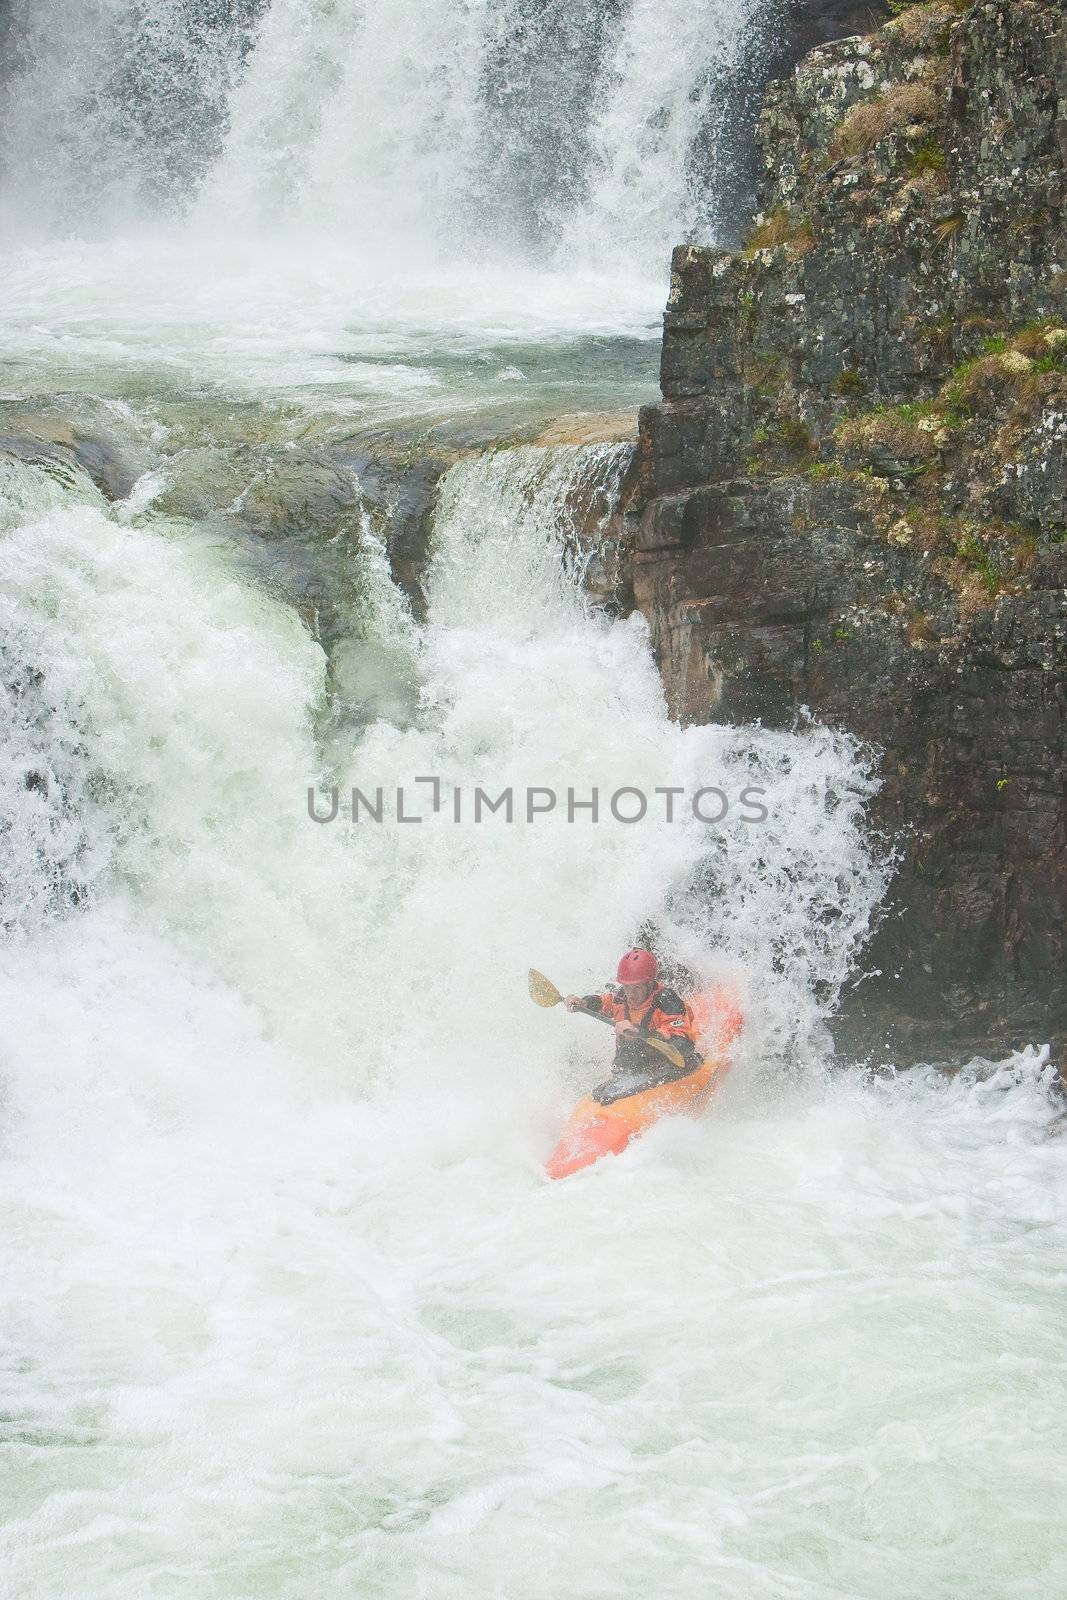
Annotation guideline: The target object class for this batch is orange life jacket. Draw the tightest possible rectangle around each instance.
[588,981,701,1051]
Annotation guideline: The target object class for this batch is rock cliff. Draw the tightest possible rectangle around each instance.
[629,0,1065,1061]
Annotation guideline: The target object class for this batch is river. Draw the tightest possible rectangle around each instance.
[0,2,1063,1596]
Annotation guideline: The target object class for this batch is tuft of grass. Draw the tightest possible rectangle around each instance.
[942,351,1042,414]
[916,316,953,357]
[1012,326,1051,358]
[930,212,964,247]
[1012,322,1067,372]
[950,521,1040,597]
[911,140,946,174]
[831,367,865,397]
[743,356,785,395]
[905,165,950,202]
[830,83,940,159]
[887,0,962,50]
[742,209,816,259]
[836,407,940,463]
[776,415,816,455]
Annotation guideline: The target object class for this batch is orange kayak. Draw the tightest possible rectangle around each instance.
[546,987,743,1180]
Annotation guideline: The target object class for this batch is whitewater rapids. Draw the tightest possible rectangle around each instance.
[0,0,1064,1594]
[1,435,1064,1600]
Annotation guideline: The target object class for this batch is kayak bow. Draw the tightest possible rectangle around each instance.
[544,986,743,1179]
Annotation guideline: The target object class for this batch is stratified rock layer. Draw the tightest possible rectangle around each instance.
[630,0,1065,1060]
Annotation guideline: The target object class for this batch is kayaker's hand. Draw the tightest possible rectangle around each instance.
[615,1019,637,1037]
[563,995,583,1012]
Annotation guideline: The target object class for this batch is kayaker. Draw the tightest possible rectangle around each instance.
[564,948,703,1097]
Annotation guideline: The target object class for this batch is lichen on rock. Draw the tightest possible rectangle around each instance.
[624,0,1066,1061]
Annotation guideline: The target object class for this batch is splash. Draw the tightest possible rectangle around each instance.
[1,0,772,270]
[0,0,263,230]
[0,438,888,1092]
[0,437,1063,1600]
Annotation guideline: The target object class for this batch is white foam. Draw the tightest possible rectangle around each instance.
[0,441,1062,1599]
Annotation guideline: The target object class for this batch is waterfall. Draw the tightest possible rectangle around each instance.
[0,0,265,228]
[0,440,890,1072]
[0,0,773,267]
[1,438,1062,1598]
[1,6,1065,1595]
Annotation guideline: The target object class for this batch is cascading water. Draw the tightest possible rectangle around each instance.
[1,442,1063,1598]
[1,2,1064,1596]
[0,0,265,227]
[1,0,775,418]
[1,0,769,266]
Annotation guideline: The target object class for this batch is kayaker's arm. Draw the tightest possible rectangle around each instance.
[646,988,703,1065]
[563,993,611,1014]
[568,993,637,1038]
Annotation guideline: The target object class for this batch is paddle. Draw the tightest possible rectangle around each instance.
[528,968,686,1071]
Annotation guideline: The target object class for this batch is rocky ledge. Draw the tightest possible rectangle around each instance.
[627,0,1065,1062]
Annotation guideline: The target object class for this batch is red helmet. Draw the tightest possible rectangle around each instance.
[617,948,657,984]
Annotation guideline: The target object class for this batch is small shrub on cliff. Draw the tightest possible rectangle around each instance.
[910,140,946,174]
[954,570,998,620]
[944,353,1035,415]
[836,407,940,464]
[831,368,865,397]
[955,532,1000,591]
[932,538,1002,616]
[742,209,816,259]
[886,0,960,52]
[830,83,940,159]
[776,415,816,455]
[930,519,1040,614]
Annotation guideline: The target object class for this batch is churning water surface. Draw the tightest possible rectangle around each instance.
[0,2,1064,1596]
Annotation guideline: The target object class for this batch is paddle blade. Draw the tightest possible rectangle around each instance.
[645,1036,686,1071]
[528,968,562,1008]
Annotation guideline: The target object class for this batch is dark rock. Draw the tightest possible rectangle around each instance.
[330,446,455,622]
[710,0,893,241]
[625,0,1067,1065]
[0,424,138,502]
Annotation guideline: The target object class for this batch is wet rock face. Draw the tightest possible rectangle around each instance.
[798,0,892,47]
[0,422,140,503]
[712,0,893,239]
[629,0,1066,1062]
